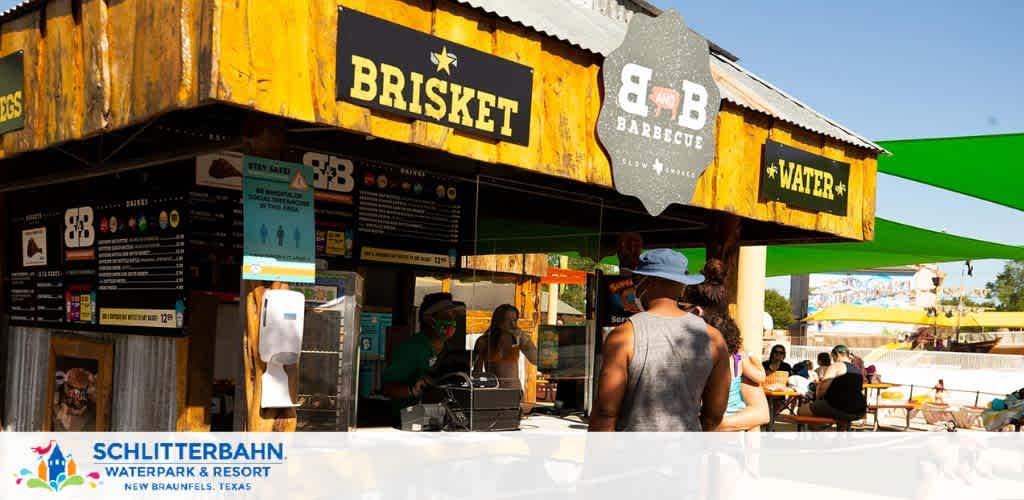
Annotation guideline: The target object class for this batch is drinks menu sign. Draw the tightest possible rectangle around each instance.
[7,192,188,334]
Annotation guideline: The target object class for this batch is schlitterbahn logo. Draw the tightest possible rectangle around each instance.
[597,10,721,216]
[337,8,533,145]
[12,440,103,492]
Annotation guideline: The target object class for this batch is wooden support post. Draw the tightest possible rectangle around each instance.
[238,113,300,432]
[243,282,299,432]
[516,278,541,410]
[737,246,768,356]
[706,212,765,356]
[706,212,742,315]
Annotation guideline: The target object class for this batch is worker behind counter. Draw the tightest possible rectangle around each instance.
[382,293,466,425]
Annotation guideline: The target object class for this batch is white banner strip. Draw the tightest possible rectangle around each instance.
[2,432,1022,499]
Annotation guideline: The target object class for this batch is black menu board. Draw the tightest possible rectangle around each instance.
[355,159,469,270]
[188,187,243,291]
[93,195,187,329]
[6,191,188,335]
[299,150,358,263]
[8,208,67,324]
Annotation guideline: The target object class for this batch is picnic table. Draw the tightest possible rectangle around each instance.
[764,388,801,431]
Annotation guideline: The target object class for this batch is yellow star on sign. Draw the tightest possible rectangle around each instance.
[433,46,456,75]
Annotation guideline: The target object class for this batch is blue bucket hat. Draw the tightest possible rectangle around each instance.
[632,248,704,286]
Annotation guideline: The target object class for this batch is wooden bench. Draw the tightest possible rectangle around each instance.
[867,403,917,431]
[777,414,837,432]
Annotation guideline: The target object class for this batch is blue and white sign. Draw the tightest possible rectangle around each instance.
[242,156,315,283]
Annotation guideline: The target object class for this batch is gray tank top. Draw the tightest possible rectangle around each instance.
[615,312,713,431]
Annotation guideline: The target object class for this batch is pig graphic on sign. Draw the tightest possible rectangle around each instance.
[649,86,681,120]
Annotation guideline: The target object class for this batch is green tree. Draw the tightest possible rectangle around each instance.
[764,289,794,329]
[939,297,994,309]
[987,260,1024,311]
[559,284,586,315]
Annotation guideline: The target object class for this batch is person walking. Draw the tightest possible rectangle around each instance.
[590,249,731,432]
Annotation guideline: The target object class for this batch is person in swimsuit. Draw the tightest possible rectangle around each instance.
[472,304,538,389]
[799,344,867,430]
[681,259,768,432]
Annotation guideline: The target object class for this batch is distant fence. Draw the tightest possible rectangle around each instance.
[785,345,1024,371]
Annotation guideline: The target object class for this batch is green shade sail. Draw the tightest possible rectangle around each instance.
[599,218,1024,277]
[877,133,1024,212]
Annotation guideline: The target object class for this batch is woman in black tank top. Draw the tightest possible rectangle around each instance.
[798,345,867,428]
[824,362,867,416]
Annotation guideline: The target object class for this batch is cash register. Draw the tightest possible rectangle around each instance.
[400,313,522,431]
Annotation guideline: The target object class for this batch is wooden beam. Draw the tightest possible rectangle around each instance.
[243,282,298,432]
[706,211,742,314]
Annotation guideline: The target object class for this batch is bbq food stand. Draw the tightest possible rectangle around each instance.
[0,0,882,431]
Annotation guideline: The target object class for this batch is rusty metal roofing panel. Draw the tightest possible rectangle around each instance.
[2,327,178,431]
[454,0,884,153]
[710,54,886,153]
[0,0,42,23]
[3,326,49,431]
[0,0,882,153]
[455,0,629,55]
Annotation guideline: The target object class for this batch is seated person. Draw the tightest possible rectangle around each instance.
[799,345,867,429]
[762,344,792,375]
[792,360,813,380]
[472,304,538,390]
[814,352,831,381]
[382,293,465,424]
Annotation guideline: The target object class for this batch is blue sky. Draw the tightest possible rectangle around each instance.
[653,0,1024,297]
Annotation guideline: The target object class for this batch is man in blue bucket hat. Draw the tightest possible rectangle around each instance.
[590,248,731,431]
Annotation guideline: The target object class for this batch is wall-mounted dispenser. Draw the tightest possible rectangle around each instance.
[259,289,306,408]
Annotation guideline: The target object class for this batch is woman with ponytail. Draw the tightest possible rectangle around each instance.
[682,259,769,431]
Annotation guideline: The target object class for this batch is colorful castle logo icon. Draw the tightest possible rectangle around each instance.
[13,440,102,493]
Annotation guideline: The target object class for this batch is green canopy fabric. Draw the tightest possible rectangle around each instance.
[877,133,1024,212]
[599,218,1024,277]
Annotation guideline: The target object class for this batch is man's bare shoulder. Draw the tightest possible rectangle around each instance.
[606,321,634,344]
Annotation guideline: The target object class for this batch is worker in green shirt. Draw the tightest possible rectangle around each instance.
[382,292,465,423]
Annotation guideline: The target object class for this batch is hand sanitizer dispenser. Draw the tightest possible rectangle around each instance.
[259,289,305,408]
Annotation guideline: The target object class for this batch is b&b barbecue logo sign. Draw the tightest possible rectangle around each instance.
[760,140,850,216]
[597,10,720,216]
[336,8,533,145]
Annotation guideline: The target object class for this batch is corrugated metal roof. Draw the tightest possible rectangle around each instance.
[454,0,884,153]
[0,0,884,153]
[710,54,886,154]
[0,0,42,22]
[457,0,628,55]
